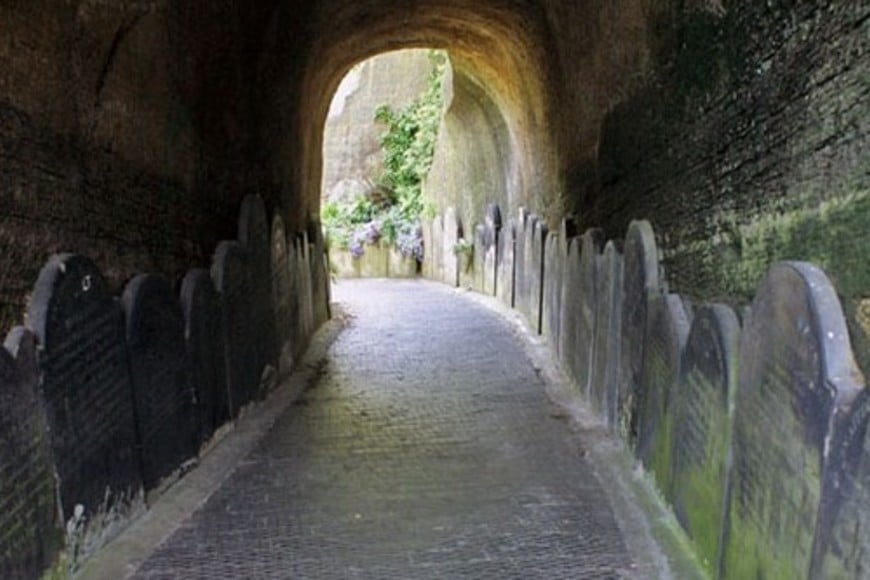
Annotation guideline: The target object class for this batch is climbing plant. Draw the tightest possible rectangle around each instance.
[323,50,447,261]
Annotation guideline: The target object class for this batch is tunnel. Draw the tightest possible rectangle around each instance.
[0,1,869,578]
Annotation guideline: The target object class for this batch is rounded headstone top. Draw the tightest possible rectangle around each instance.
[624,220,659,293]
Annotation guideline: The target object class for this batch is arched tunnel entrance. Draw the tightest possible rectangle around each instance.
[0,1,869,578]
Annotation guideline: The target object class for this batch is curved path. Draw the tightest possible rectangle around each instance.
[130,279,654,578]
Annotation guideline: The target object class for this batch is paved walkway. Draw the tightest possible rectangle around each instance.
[124,279,670,579]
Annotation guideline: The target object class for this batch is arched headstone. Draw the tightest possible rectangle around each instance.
[27,254,143,535]
[271,215,292,364]
[514,210,529,315]
[670,304,739,575]
[591,240,624,427]
[180,269,229,446]
[574,229,602,396]
[496,219,515,308]
[636,292,691,496]
[443,207,460,287]
[529,219,548,334]
[212,241,258,415]
[483,203,502,296]
[723,262,866,579]
[0,328,61,578]
[618,220,660,442]
[297,233,315,345]
[542,231,563,352]
[308,218,331,329]
[122,274,196,490]
[559,237,581,380]
[238,194,276,376]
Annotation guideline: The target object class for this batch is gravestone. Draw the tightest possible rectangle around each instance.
[559,236,582,381]
[496,219,515,307]
[514,210,528,316]
[271,215,292,364]
[0,328,61,579]
[212,241,258,415]
[431,215,444,283]
[122,274,196,490]
[636,292,691,497]
[542,231,563,352]
[473,224,486,293]
[591,241,623,427]
[180,269,229,446]
[483,204,501,296]
[297,233,315,345]
[618,220,660,442]
[670,304,740,575]
[723,261,866,579]
[422,218,434,279]
[529,219,548,334]
[238,194,276,377]
[308,219,331,329]
[27,254,143,536]
[443,207,460,287]
[285,235,303,358]
[574,229,602,397]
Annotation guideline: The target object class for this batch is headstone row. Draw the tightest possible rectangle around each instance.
[422,204,870,580]
[0,194,330,576]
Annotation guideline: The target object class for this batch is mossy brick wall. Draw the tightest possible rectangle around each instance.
[592,1,870,369]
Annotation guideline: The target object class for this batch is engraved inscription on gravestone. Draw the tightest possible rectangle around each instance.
[123,274,196,490]
[27,254,143,527]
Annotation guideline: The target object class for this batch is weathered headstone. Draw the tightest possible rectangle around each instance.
[271,215,292,366]
[308,219,331,329]
[422,218,434,280]
[496,219,515,307]
[529,219,548,334]
[431,215,444,283]
[618,220,660,442]
[442,207,460,287]
[473,224,487,293]
[514,210,528,315]
[27,254,143,539]
[212,241,258,415]
[180,269,229,446]
[0,327,62,578]
[542,230,563,352]
[483,204,501,296]
[238,194,276,377]
[723,261,866,579]
[297,233,315,345]
[669,304,739,575]
[574,229,602,397]
[285,235,303,358]
[122,274,196,490]
[590,240,623,427]
[636,292,691,497]
[559,236,581,381]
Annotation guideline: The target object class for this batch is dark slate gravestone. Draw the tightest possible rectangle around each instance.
[636,292,691,498]
[430,215,444,283]
[723,261,866,579]
[669,304,739,576]
[618,220,660,443]
[212,241,259,416]
[558,236,581,382]
[238,194,276,379]
[27,254,143,536]
[473,224,486,293]
[180,268,229,447]
[122,274,196,491]
[574,229,602,398]
[308,219,331,330]
[813,392,870,579]
[0,328,62,579]
[443,207,460,287]
[542,230,562,353]
[483,203,501,296]
[496,218,515,308]
[271,216,292,363]
[529,219,548,335]
[591,240,623,427]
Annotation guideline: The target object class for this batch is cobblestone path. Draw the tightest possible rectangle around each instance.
[133,279,636,578]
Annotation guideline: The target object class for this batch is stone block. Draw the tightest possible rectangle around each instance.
[180,268,229,446]
[723,261,866,579]
[618,220,660,442]
[636,292,691,497]
[27,254,143,540]
[0,327,62,578]
[122,274,196,490]
[670,304,739,576]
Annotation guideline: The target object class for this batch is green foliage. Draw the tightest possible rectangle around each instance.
[323,51,447,261]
